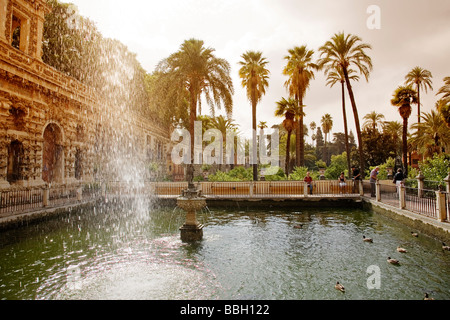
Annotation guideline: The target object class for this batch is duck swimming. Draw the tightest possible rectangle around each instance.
[335,281,345,293]
[363,236,373,243]
[397,247,407,253]
[423,293,434,300]
[387,257,400,265]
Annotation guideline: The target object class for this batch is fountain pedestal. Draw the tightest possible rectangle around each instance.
[177,184,206,242]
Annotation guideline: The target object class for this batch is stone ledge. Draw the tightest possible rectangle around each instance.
[0,199,99,231]
[362,197,450,243]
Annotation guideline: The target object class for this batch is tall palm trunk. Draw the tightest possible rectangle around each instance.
[286,131,292,175]
[417,85,421,124]
[402,114,409,177]
[295,105,301,167]
[343,67,365,175]
[251,84,258,181]
[341,80,351,174]
[298,96,304,167]
[188,88,197,186]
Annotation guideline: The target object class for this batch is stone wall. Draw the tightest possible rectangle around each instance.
[0,0,173,189]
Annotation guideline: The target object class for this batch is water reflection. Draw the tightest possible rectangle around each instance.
[0,204,449,300]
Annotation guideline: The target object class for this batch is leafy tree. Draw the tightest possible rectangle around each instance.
[289,166,319,181]
[361,128,398,169]
[315,127,324,161]
[418,154,450,183]
[239,51,270,181]
[325,152,349,180]
[321,113,333,165]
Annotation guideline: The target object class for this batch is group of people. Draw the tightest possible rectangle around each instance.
[303,166,405,196]
[369,166,405,197]
[303,166,362,195]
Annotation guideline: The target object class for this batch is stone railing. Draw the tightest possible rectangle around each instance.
[362,179,449,223]
[0,183,101,215]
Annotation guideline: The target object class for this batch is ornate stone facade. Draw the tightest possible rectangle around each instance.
[0,0,173,189]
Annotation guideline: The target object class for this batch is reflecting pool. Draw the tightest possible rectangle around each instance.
[1,202,449,300]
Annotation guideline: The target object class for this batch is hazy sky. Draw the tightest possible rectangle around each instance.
[67,0,450,140]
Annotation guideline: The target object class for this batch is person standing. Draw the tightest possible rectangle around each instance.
[370,167,380,197]
[393,168,405,195]
[304,171,313,195]
[351,166,361,193]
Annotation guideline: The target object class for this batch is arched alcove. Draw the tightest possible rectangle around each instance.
[7,140,23,183]
[42,123,64,183]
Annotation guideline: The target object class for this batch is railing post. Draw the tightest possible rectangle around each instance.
[376,180,381,202]
[359,180,364,196]
[416,171,425,198]
[304,181,308,197]
[43,187,49,207]
[101,182,106,199]
[77,185,82,201]
[249,181,254,198]
[436,191,447,222]
[399,185,406,209]
[444,173,450,194]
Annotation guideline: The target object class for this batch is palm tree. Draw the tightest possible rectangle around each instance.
[239,51,270,181]
[209,115,239,167]
[383,120,403,157]
[437,77,450,128]
[157,39,234,185]
[321,113,333,165]
[410,109,450,157]
[405,67,433,123]
[283,45,318,167]
[363,111,385,131]
[437,77,450,104]
[391,85,418,176]
[275,97,298,175]
[325,66,359,175]
[318,32,373,175]
[436,99,450,129]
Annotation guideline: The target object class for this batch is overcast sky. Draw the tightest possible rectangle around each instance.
[67,0,450,141]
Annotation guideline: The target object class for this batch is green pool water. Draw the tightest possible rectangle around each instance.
[1,201,449,300]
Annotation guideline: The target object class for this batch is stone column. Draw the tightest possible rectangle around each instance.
[416,171,425,198]
[0,0,8,43]
[399,185,406,209]
[444,173,450,194]
[376,180,381,202]
[359,180,364,196]
[0,140,9,188]
[43,187,49,207]
[249,181,254,198]
[436,191,447,222]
